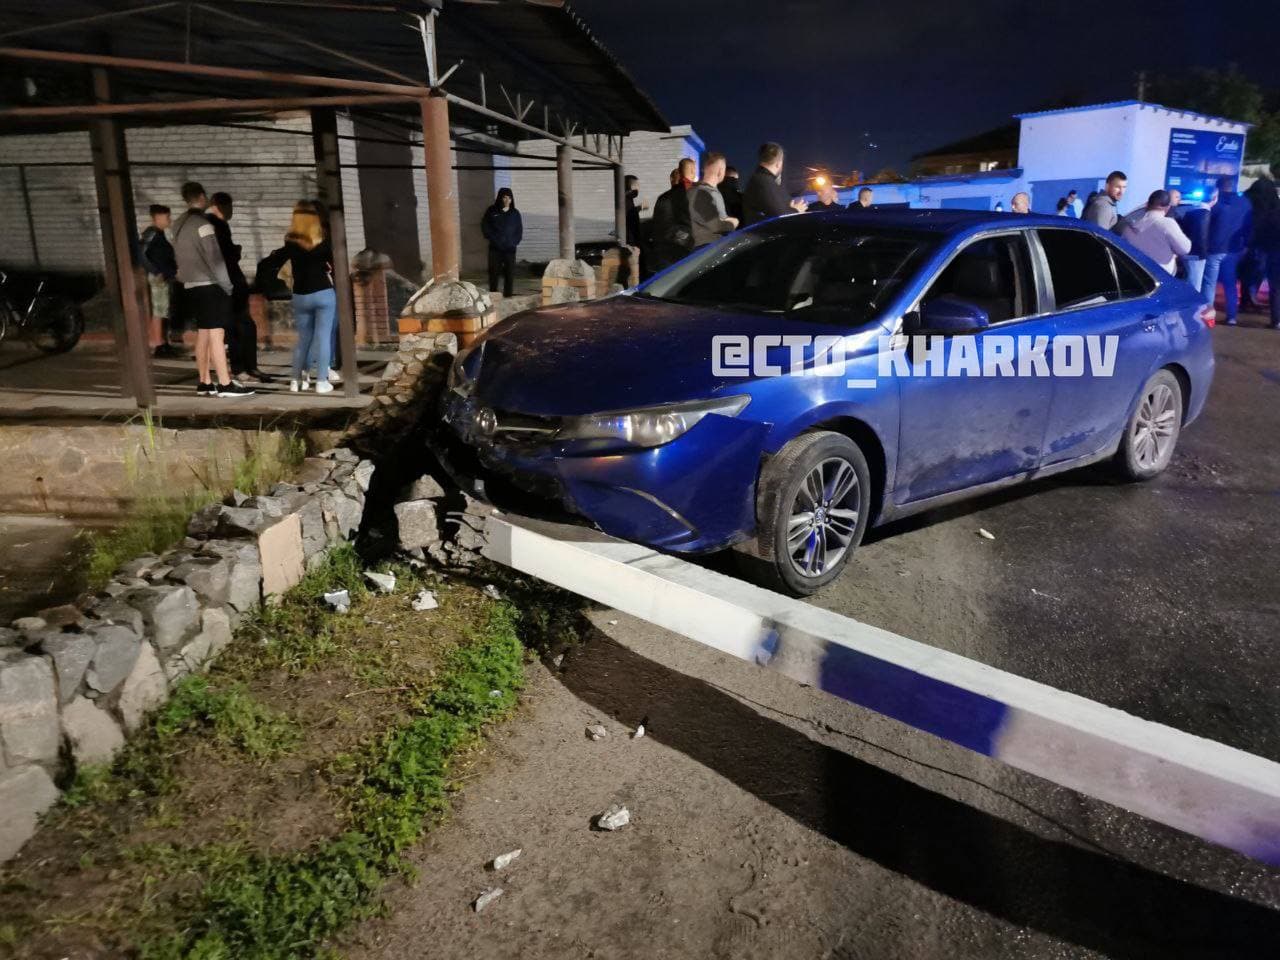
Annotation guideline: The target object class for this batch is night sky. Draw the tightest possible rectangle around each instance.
[572,0,1280,185]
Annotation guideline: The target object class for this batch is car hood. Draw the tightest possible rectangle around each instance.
[471,295,877,416]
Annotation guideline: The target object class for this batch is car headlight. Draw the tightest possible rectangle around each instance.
[559,395,750,448]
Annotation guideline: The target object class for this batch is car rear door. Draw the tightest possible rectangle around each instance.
[1032,228,1168,466]
[893,230,1056,503]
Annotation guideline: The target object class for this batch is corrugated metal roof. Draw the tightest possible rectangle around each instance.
[0,0,669,136]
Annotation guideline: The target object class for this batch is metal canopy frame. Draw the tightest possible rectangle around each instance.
[0,0,653,408]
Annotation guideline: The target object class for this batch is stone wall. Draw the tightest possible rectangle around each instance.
[0,449,374,862]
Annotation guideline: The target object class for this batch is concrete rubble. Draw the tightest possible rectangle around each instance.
[0,444,376,863]
[595,804,631,831]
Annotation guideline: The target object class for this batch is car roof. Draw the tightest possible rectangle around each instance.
[808,208,1087,234]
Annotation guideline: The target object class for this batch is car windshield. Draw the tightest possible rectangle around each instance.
[640,222,937,322]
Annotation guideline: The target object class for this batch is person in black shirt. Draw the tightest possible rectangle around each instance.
[719,166,744,222]
[208,192,272,383]
[741,142,807,227]
[808,182,841,212]
[258,201,337,394]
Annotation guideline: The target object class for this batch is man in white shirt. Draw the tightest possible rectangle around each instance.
[1120,190,1191,274]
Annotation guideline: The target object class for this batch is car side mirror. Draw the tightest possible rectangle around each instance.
[912,296,991,335]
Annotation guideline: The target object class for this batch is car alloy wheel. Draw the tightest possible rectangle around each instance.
[756,430,872,596]
[1132,381,1177,471]
[1117,368,1182,481]
[787,457,861,577]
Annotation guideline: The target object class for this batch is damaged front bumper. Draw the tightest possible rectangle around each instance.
[437,391,769,553]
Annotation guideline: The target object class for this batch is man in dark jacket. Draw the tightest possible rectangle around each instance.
[1176,192,1214,292]
[1250,178,1280,329]
[649,163,695,273]
[624,175,644,248]
[481,187,522,297]
[1202,175,1253,325]
[207,192,270,382]
[140,204,179,358]
[718,165,743,221]
[741,142,807,227]
[808,182,841,212]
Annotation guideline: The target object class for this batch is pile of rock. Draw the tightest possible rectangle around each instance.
[394,473,491,570]
[0,447,375,862]
[344,330,457,456]
[541,259,597,306]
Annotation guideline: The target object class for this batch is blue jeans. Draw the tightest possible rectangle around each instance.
[306,317,340,374]
[292,288,336,382]
[1181,256,1205,293]
[1201,252,1241,320]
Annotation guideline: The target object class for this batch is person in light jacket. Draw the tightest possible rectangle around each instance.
[688,151,739,249]
[1083,171,1127,231]
[1120,190,1191,274]
[480,187,522,297]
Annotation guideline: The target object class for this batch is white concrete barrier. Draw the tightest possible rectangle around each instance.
[483,513,1280,867]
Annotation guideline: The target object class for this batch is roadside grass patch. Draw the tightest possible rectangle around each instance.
[81,421,306,590]
[0,550,537,960]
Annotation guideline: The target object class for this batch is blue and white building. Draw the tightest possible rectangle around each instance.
[818,100,1251,215]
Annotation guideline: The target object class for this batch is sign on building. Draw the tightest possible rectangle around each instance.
[1164,127,1246,201]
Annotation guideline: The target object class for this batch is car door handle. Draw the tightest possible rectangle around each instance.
[1141,313,1159,332]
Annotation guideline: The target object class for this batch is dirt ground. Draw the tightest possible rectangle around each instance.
[345,320,1280,959]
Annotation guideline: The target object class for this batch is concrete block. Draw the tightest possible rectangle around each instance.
[62,696,124,766]
[0,765,59,861]
[118,643,167,733]
[0,655,59,766]
[259,513,305,601]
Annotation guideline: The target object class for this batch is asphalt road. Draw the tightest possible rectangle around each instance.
[348,319,1280,959]
[812,318,1280,764]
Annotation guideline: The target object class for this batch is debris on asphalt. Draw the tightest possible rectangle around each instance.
[483,583,502,599]
[586,722,608,741]
[552,653,565,668]
[977,528,996,540]
[595,804,631,831]
[322,589,350,613]
[364,571,396,594]
[411,589,439,611]
[489,849,522,871]
[607,619,618,625]
[632,724,645,739]
[1031,587,1062,601]
[472,887,503,912]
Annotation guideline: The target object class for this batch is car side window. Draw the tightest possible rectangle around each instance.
[1109,242,1158,298]
[921,234,1036,324]
[1037,229,1122,309]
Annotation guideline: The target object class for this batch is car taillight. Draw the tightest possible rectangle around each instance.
[1198,304,1216,328]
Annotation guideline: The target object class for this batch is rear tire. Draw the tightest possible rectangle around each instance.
[755,431,871,596]
[30,296,84,354]
[1116,368,1182,481]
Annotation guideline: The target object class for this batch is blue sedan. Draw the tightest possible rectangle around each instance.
[440,210,1215,595]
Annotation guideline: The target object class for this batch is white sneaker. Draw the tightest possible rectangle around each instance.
[302,373,312,391]
[290,379,301,393]
[315,380,334,394]
[326,368,342,385]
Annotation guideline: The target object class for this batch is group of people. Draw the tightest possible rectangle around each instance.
[139,182,344,397]
[631,141,885,275]
[1077,168,1280,329]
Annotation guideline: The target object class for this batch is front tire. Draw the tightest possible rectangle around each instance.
[756,431,871,596]
[1116,369,1183,480]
